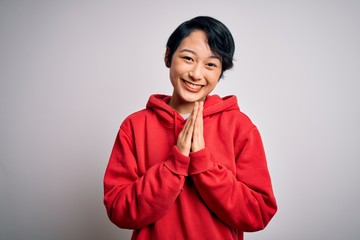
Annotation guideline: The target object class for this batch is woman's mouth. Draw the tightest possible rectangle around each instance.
[182,80,204,92]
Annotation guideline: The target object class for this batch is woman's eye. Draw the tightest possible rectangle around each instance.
[183,56,193,62]
[207,63,217,68]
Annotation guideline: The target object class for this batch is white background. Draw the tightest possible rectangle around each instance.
[1,0,359,239]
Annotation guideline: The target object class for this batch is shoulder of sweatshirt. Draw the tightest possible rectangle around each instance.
[226,109,264,144]
[217,107,256,129]
[118,108,155,133]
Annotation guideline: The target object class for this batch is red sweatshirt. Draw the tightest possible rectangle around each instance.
[104,94,277,240]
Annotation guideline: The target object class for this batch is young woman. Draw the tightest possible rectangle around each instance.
[104,16,277,240]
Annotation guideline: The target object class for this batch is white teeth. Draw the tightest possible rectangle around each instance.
[183,80,202,89]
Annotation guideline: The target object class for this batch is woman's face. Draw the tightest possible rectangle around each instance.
[167,30,222,113]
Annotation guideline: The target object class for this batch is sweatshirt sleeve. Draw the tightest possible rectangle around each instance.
[188,126,277,232]
[103,123,189,229]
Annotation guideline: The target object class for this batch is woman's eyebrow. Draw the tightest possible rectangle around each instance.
[179,49,221,61]
[180,49,196,55]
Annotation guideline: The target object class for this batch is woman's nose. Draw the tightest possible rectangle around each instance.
[189,64,203,81]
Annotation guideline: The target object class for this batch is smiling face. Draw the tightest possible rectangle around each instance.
[166,30,222,113]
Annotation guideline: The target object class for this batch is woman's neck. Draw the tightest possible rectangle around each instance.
[168,96,195,114]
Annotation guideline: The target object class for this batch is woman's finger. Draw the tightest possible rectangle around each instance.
[176,102,198,155]
[192,101,205,152]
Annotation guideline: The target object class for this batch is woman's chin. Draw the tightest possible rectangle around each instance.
[180,91,206,102]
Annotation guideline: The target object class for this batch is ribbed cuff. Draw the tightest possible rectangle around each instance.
[164,146,190,176]
[188,148,215,175]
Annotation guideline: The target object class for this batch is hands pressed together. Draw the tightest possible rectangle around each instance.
[176,102,205,156]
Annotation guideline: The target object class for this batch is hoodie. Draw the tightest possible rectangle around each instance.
[103,94,277,240]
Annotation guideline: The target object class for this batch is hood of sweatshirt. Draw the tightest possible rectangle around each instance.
[146,94,240,135]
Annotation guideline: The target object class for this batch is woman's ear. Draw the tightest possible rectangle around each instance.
[164,48,171,68]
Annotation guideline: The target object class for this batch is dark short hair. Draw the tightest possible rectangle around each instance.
[165,16,235,78]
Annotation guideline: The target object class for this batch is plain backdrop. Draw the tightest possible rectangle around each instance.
[1,0,359,239]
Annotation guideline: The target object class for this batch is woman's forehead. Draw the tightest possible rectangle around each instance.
[176,31,220,58]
